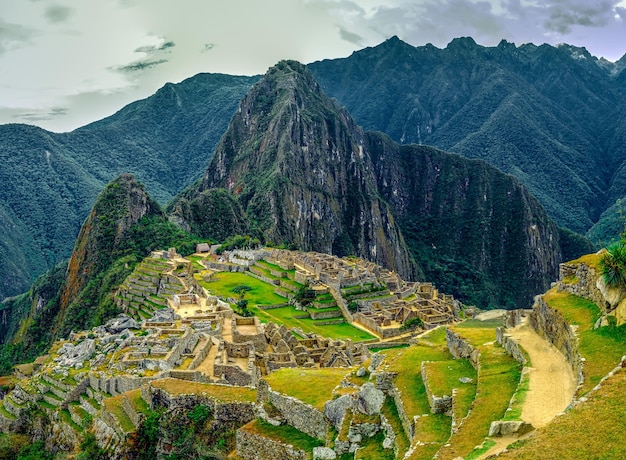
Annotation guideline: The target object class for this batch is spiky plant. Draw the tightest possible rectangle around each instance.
[599,241,626,288]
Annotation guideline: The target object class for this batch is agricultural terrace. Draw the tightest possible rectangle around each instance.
[262,367,350,410]
[196,267,376,342]
[499,368,626,460]
[437,323,522,460]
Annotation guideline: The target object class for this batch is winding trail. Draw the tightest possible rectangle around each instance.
[478,317,577,459]
[508,319,576,428]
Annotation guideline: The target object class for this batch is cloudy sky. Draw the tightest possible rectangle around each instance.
[1,0,625,132]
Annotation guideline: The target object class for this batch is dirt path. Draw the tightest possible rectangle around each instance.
[508,320,576,428]
[477,319,576,459]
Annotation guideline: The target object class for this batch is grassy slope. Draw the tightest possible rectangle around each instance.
[544,289,626,393]
[499,368,626,460]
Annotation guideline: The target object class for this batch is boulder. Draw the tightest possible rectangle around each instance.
[324,394,355,430]
[105,315,139,333]
[313,446,337,460]
[357,382,384,415]
[488,420,534,437]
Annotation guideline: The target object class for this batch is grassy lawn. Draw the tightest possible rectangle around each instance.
[544,289,626,394]
[252,304,376,342]
[499,368,626,460]
[263,367,349,410]
[150,378,256,402]
[199,272,287,306]
[438,325,522,460]
[355,430,395,460]
[103,395,136,433]
[126,388,150,414]
[382,342,453,451]
[244,418,322,453]
[381,397,410,457]
[422,360,477,423]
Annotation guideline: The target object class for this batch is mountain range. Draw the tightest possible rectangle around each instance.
[2,35,619,305]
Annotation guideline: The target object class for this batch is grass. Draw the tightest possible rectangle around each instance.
[381,397,410,457]
[565,252,602,270]
[355,430,394,460]
[499,368,626,460]
[253,304,375,342]
[503,368,530,421]
[263,367,349,410]
[103,395,136,433]
[438,325,522,460]
[422,360,477,424]
[127,388,150,414]
[199,272,287,306]
[543,289,626,394]
[382,342,453,453]
[0,402,16,420]
[151,378,257,402]
[244,418,322,453]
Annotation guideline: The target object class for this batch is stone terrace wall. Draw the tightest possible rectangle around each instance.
[496,328,526,365]
[256,380,328,441]
[236,427,308,460]
[557,261,606,311]
[529,296,583,385]
[446,328,479,369]
[146,386,256,424]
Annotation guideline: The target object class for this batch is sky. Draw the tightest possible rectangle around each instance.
[1,0,625,132]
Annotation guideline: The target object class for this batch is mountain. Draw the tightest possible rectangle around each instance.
[171,60,562,308]
[307,36,625,237]
[0,174,199,372]
[4,36,620,304]
[0,74,257,300]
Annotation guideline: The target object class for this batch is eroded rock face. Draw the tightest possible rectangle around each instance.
[324,394,355,431]
[357,382,385,416]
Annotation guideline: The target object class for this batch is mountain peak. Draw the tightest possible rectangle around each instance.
[177,61,416,278]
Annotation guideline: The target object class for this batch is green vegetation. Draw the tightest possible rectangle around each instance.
[441,326,522,460]
[543,289,626,393]
[244,418,323,452]
[500,369,626,460]
[599,241,626,287]
[199,272,286,306]
[253,304,375,341]
[263,367,348,410]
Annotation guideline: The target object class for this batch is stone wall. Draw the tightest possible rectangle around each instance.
[446,328,479,369]
[236,427,308,460]
[421,362,452,414]
[557,260,606,311]
[529,296,583,386]
[257,380,328,440]
[188,335,213,370]
[496,328,527,365]
[89,373,147,396]
[374,371,413,441]
[147,386,256,424]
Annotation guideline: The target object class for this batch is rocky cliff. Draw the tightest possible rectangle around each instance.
[367,135,561,307]
[173,61,415,279]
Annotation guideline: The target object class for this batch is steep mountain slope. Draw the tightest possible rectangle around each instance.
[0,174,199,372]
[172,60,561,308]
[308,37,623,236]
[172,61,415,279]
[0,74,256,300]
[367,135,560,307]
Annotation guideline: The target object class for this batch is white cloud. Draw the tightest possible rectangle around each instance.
[0,0,624,132]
